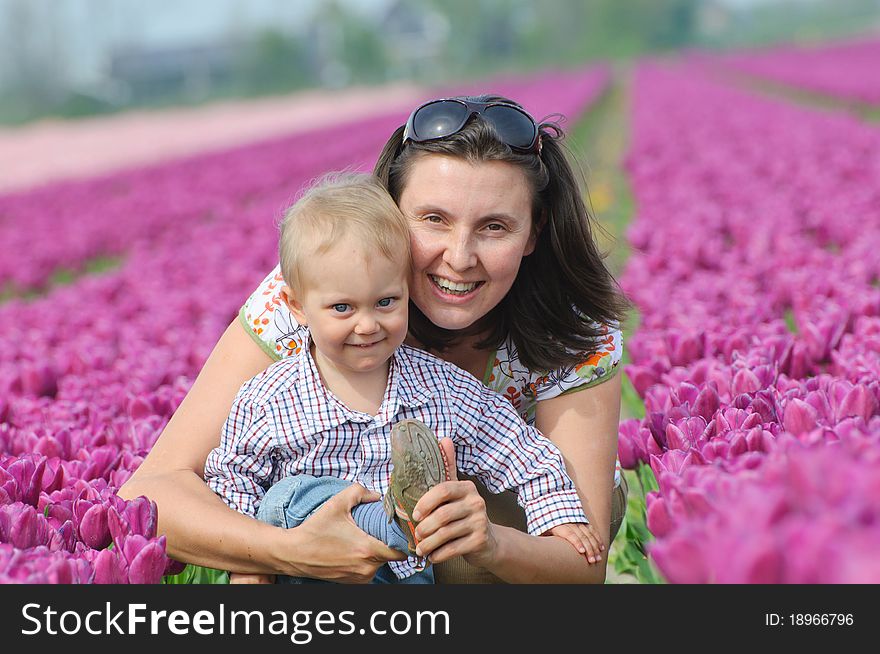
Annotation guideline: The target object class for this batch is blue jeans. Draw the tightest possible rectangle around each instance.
[256,474,433,584]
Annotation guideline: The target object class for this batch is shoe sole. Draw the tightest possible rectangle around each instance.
[386,419,449,554]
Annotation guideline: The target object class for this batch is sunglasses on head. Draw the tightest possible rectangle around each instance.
[402,98,541,153]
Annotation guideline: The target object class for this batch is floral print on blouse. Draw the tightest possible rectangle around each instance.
[240,265,623,486]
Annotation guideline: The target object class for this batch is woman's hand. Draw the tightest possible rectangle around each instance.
[410,439,500,569]
[287,484,407,583]
[230,573,275,584]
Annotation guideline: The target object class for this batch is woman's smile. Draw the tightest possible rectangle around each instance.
[428,274,485,297]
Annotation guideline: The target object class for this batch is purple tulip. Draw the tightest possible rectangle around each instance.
[731,368,762,395]
[837,384,878,423]
[646,496,674,537]
[625,366,657,397]
[120,496,158,539]
[92,549,127,584]
[76,503,111,550]
[782,399,819,435]
[127,537,167,584]
[665,423,690,451]
[617,422,641,470]
[649,536,708,584]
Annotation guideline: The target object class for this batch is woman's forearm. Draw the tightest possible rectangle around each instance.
[118,318,292,573]
[480,525,606,584]
[121,468,293,574]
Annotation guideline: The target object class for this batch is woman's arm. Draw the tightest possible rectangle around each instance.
[118,319,402,581]
[413,480,608,584]
[413,374,622,583]
[533,372,622,555]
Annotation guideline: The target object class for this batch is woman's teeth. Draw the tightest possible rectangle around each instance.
[431,275,479,295]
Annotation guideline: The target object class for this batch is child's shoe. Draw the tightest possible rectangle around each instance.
[384,419,449,555]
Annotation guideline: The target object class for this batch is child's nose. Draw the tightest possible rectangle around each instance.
[354,315,379,334]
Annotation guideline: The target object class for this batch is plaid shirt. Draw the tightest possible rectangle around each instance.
[205,338,588,578]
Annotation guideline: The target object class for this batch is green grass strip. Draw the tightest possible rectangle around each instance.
[566,67,663,583]
[717,67,880,124]
[0,255,123,304]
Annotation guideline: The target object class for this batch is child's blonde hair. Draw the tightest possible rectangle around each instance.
[279,172,411,292]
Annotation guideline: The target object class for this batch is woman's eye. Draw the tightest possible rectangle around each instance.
[377,298,394,308]
[332,304,350,313]
[486,223,506,232]
[424,214,443,224]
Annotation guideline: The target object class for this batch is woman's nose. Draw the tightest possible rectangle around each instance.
[441,230,477,271]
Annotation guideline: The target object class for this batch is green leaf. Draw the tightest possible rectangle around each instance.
[784,308,799,334]
[637,555,666,584]
[162,564,229,585]
[636,462,659,495]
[621,372,646,419]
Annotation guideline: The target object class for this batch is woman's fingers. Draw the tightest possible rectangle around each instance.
[408,480,497,566]
[415,513,478,557]
[417,520,493,563]
[332,483,382,510]
[412,479,478,522]
[413,500,472,541]
[294,486,407,584]
[438,437,458,482]
[229,573,275,584]
[316,487,407,559]
[421,534,476,564]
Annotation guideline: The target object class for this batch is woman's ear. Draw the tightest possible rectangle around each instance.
[281,285,308,326]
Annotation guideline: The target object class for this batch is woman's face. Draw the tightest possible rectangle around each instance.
[398,154,537,333]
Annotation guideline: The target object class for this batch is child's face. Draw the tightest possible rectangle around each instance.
[284,236,409,376]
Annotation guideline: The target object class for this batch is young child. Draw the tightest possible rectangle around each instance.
[204,173,604,584]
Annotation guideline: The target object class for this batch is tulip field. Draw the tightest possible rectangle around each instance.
[617,61,880,583]
[1,43,879,583]
[714,38,880,104]
[0,69,609,582]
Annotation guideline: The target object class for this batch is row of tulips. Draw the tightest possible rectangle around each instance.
[0,68,607,294]
[618,63,880,582]
[0,68,610,582]
[712,37,880,104]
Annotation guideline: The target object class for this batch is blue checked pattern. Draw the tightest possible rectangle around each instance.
[205,338,588,577]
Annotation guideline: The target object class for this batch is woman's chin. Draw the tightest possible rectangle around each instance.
[419,306,484,333]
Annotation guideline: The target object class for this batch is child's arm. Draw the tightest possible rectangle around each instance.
[447,384,589,538]
[547,522,605,564]
[204,389,277,518]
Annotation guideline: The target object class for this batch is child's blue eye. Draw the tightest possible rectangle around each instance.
[377,298,394,308]
[332,304,350,313]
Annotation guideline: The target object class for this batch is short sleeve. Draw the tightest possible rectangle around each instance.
[238,264,307,360]
[527,322,624,403]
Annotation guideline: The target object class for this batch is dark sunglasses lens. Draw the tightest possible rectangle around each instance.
[412,101,470,140]
[483,105,537,149]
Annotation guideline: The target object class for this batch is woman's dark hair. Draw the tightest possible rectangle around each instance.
[373,94,631,372]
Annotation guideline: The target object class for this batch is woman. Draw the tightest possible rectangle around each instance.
[119,95,630,584]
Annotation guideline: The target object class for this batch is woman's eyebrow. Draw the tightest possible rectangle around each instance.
[409,205,523,222]
[409,204,445,214]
